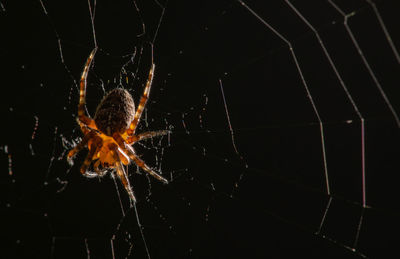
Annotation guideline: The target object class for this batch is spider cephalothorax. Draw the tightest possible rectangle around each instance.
[67,48,169,204]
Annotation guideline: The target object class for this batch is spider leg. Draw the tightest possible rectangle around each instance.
[126,130,170,145]
[78,48,98,128]
[67,131,97,165]
[109,143,136,204]
[127,63,155,135]
[77,118,97,134]
[129,149,169,184]
[80,135,103,175]
[113,133,168,184]
[93,159,101,172]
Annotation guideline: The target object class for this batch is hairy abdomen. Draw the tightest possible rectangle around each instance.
[94,88,135,136]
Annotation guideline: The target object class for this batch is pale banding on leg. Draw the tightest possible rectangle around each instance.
[127,64,155,134]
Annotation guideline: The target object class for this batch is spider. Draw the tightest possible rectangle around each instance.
[67,48,169,204]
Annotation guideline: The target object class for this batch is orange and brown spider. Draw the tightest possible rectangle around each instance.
[67,48,169,204]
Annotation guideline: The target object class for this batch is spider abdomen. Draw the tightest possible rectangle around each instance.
[94,88,135,136]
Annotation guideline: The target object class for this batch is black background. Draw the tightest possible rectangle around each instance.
[2,0,400,258]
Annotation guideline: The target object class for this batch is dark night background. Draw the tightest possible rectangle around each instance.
[2,0,400,258]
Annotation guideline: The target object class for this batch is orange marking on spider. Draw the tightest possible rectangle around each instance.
[67,48,169,205]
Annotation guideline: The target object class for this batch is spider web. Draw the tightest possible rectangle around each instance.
[2,0,400,258]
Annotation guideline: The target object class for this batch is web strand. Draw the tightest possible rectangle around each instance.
[133,203,151,259]
[284,0,367,205]
[218,78,246,166]
[365,0,400,65]
[236,0,330,195]
[328,0,400,129]
[87,0,98,48]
